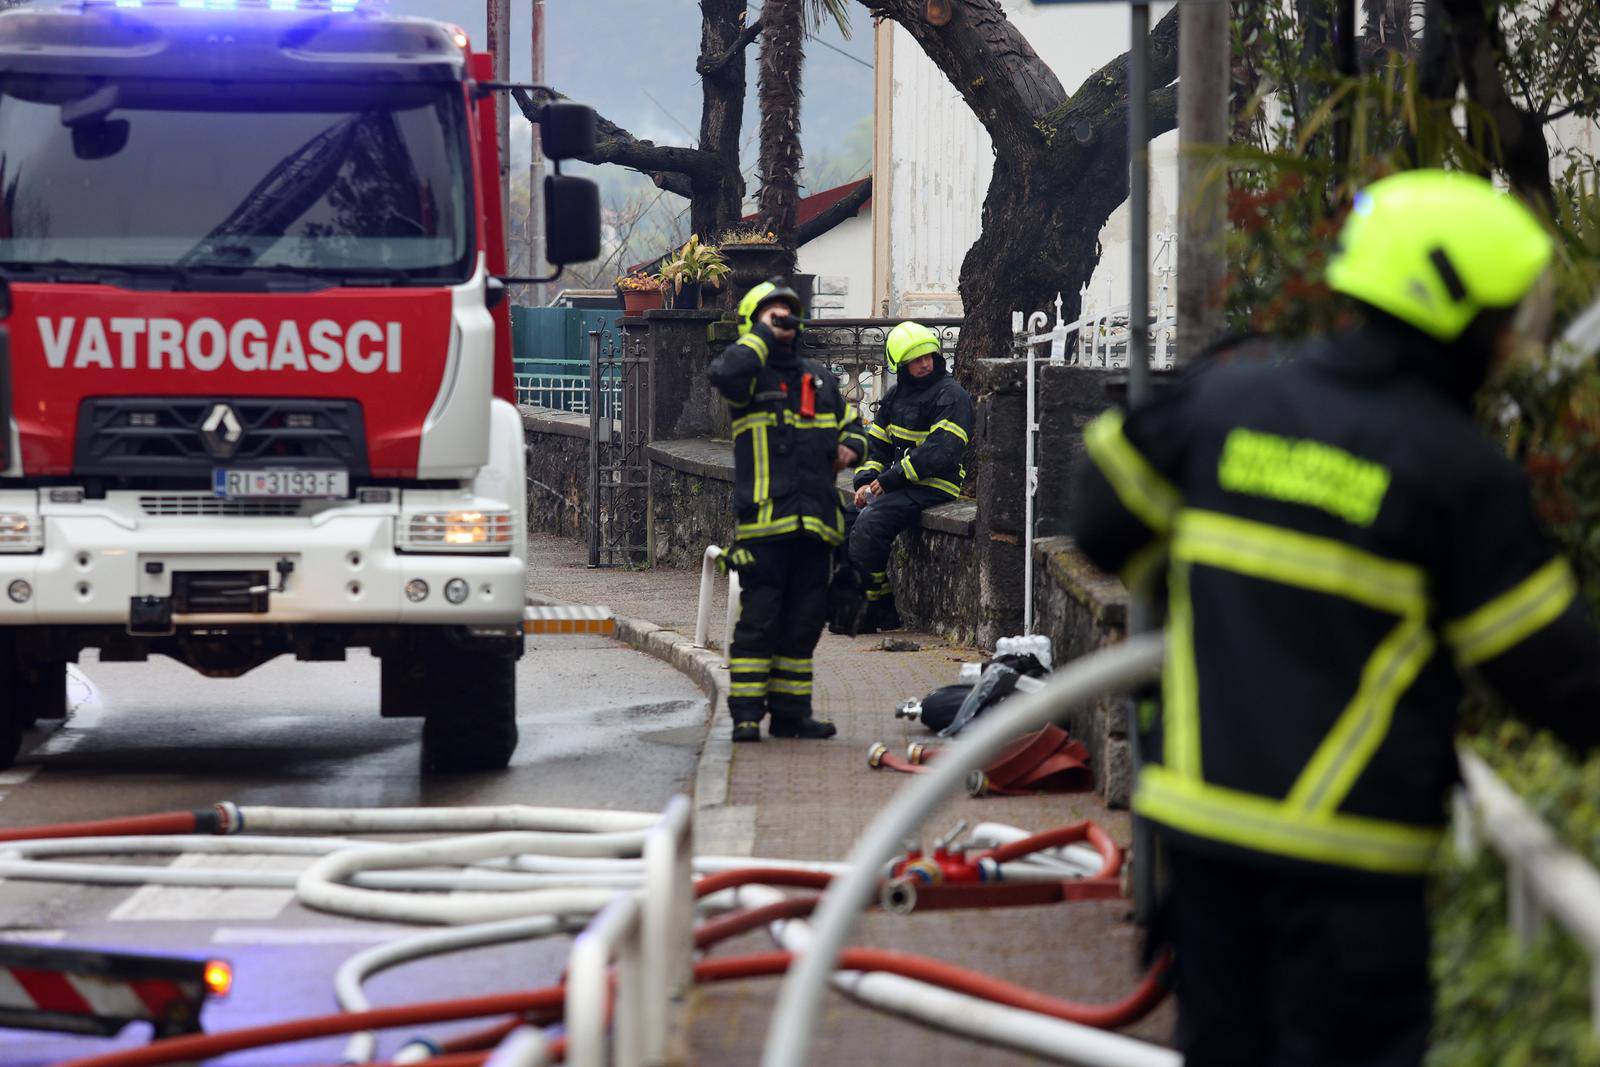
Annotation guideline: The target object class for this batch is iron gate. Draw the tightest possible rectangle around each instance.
[586,328,650,567]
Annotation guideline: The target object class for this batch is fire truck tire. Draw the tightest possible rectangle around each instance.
[20,660,68,725]
[380,656,427,718]
[0,642,21,768]
[418,647,518,773]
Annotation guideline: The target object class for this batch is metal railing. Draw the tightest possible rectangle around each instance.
[694,545,742,651]
[1455,749,1600,1035]
[565,795,694,1067]
[799,318,963,413]
[515,359,621,419]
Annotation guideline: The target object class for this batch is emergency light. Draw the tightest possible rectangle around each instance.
[77,0,372,11]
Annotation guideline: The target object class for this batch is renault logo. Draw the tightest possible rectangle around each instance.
[200,403,244,460]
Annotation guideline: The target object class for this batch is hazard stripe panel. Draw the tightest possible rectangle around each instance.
[523,605,616,635]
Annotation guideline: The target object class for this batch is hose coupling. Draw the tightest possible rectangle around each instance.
[894,699,923,721]
[978,856,1002,882]
[867,742,889,769]
[394,1037,442,1064]
[880,876,919,915]
[906,741,931,764]
[209,801,243,835]
[966,769,990,797]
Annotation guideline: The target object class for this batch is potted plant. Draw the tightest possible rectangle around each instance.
[614,272,664,316]
[715,226,794,310]
[656,234,731,310]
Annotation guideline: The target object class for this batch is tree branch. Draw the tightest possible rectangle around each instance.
[1045,5,1180,148]
[698,16,763,76]
[512,87,710,199]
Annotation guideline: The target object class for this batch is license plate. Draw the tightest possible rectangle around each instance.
[213,468,349,499]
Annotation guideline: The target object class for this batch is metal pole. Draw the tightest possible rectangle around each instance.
[529,0,548,306]
[1177,0,1230,362]
[587,330,602,568]
[488,0,512,238]
[1126,0,1157,929]
[1127,0,1151,407]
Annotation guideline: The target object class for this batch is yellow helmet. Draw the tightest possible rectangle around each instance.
[885,321,941,372]
[1326,170,1553,342]
[736,280,803,337]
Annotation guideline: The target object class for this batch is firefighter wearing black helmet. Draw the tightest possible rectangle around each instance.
[1073,170,1600,1066]
[708,281,868,742]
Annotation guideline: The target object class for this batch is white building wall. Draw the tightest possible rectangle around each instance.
[799,208,874,319]
[882,2,1179,320]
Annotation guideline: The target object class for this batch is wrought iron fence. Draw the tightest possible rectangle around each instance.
[515,359,622,418]
[798,318,963,416]
[586,330,650,568]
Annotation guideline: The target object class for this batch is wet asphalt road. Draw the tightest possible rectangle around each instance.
[0,634,708,1065]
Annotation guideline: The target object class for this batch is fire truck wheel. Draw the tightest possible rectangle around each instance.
[379,656,427,718]
[418,647,518,773]
[0,646,21,769]
[19,660,68,726]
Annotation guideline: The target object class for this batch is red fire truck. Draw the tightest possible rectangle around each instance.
[0,0,600,771]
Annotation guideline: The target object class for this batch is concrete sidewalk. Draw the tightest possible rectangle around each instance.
[525,532,1175,1064]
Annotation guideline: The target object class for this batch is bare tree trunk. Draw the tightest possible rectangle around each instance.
[860,0,1178,381]
[758,0,806,269]
[694,0,753,239]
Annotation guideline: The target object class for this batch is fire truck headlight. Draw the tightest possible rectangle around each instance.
[400,510,515,554]
[203,960,233,998]
[0,513,42,553]
[444,578,470,605]
[405,579,429,603]
[7,580,31,604]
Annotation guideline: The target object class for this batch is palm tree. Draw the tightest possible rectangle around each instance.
[756,0,850,265]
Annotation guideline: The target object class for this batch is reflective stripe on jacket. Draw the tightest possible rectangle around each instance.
[708,327,863,545]
[853,373,973,499]
[1073,323,1600,879]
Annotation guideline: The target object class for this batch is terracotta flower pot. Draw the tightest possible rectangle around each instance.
[621,288,663,316]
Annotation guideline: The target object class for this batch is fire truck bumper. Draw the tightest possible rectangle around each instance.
[0,492,526,627]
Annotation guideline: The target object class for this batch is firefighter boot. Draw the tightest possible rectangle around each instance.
[732,719,763,743]
[768,715,838,739]
[861,592,904,634]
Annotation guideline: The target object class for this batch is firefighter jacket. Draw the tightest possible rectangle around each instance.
[709,324,868,546]
[1074,317,1600,880]
[852,366,974,499]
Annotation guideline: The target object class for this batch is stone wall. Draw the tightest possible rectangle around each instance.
[891,501,980,645]
[1031,534,1133,806]
[522,410,593,540]
[648,439,736,569]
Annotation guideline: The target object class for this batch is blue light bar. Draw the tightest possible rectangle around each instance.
[76,0,383,10]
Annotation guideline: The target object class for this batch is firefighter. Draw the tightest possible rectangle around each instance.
[1073,169,1600,1066]
[843,321,974,633]
[709,281,869,742]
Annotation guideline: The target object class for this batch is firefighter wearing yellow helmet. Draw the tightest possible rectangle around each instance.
[1073,169,1600,1066]
[708,280,869,742]
[835,321,973,634]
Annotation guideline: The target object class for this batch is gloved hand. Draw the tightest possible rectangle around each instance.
[717,544,755,576]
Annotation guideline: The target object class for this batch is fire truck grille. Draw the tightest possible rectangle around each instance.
[138,496,310,518]
[75,398,368,481]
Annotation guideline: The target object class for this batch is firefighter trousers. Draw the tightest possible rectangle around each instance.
[727,536,831,725]
[847,485,951,604]
[1164,845,1431,1067]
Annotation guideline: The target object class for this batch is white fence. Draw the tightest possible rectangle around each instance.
[1010,231,1179,633]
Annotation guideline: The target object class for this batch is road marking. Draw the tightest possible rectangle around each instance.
[210,927,414,945]
[65,666,103,729]
[0,767,38,787]
[109,855,300,922]
[0,930,67,943]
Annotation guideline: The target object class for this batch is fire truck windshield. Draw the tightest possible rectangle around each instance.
[0,77,473,286]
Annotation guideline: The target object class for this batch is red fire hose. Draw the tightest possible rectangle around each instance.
[0,806,235,844]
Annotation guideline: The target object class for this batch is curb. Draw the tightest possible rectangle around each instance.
[525,594,735,820]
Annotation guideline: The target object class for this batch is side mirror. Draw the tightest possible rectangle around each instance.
[545,174,601,266]
[484,276,509,311]
[539,102,596,161]
[71,119,130,161]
